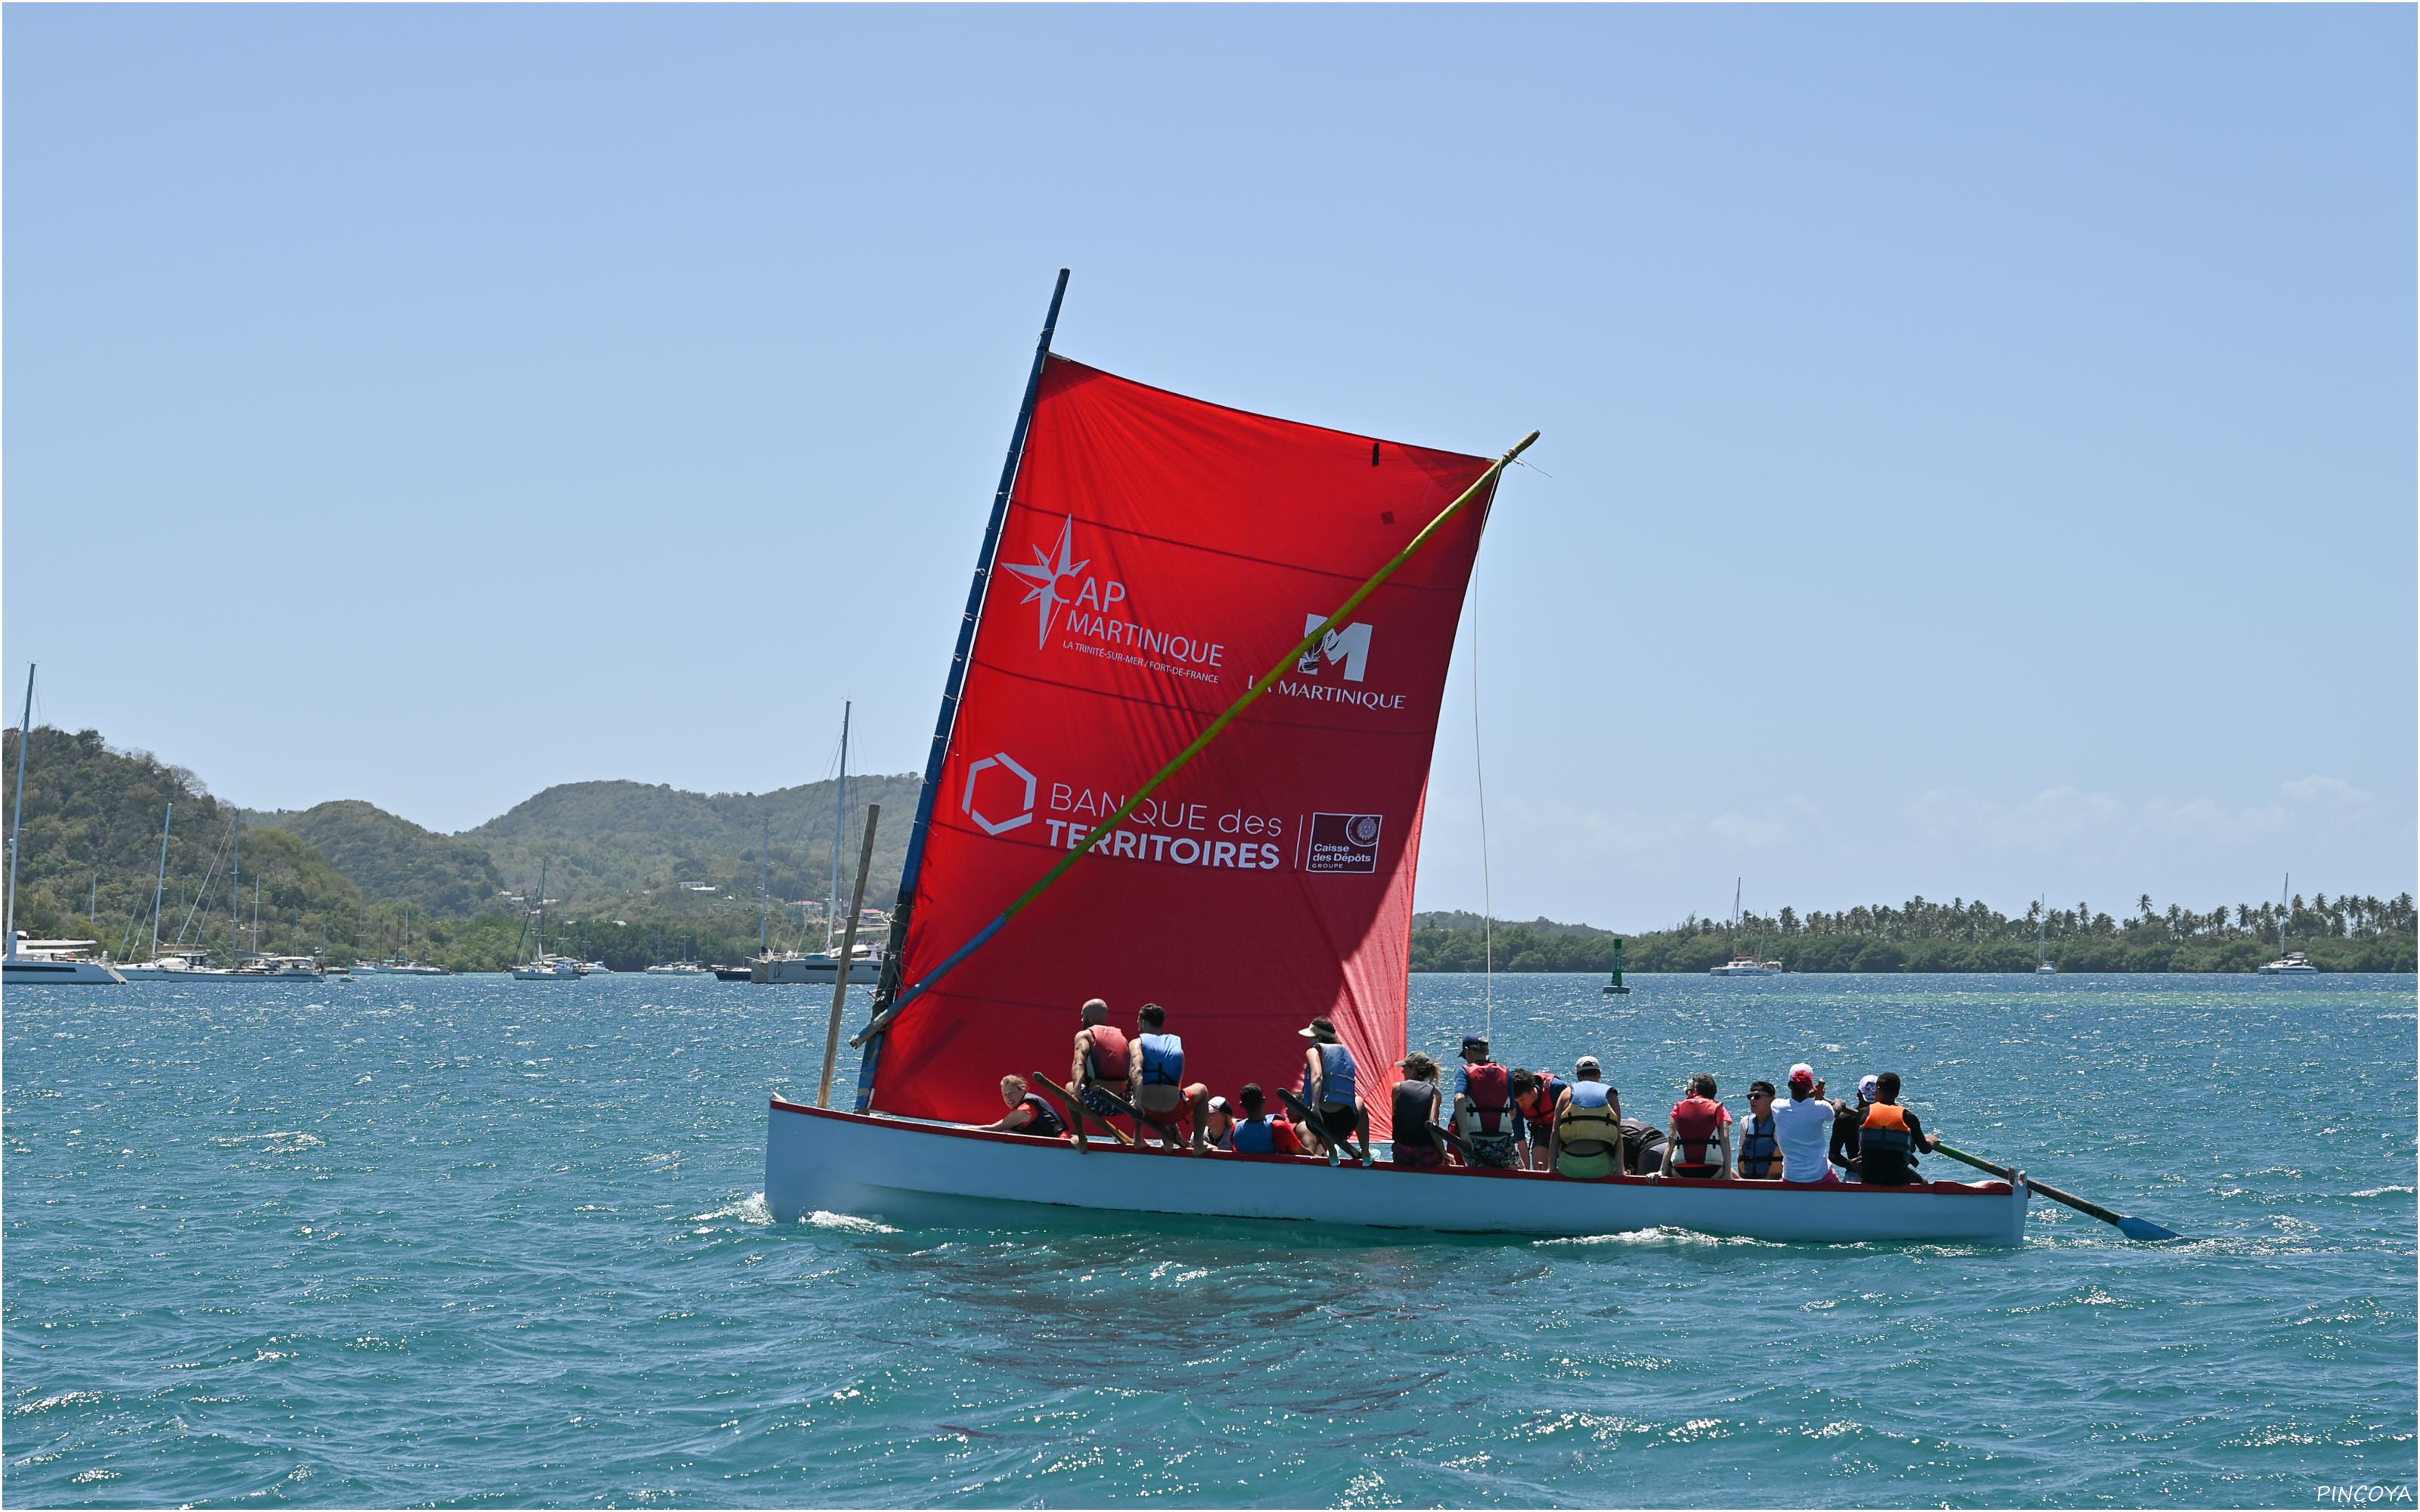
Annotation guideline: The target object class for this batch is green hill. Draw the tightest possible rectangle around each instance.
[250,800,503,918]
[1,727,369,959]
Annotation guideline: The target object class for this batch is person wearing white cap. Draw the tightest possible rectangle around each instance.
[1201,1094,1236,1151]
[1829,1074,1882,1181]
[1548,1056,1624,1179]
[1771,1062,1839,1184]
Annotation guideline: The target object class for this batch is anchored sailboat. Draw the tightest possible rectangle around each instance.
[4,665,127,985]
[764,274,2024,1244]
[755,705,883,985]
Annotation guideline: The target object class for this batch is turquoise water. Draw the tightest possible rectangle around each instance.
[4,971,2412,1507]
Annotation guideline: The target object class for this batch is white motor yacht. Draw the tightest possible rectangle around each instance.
[752,941,883,984]
[234,954,327,981]
[5,934,128,985]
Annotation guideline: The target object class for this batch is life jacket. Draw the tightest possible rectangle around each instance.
[1858,1101,1919,1185]
[1669,1095,1729,1168]
[1736,1111,1780,1177]
[1392,1080,1438,1148]
[1138,1031,1185,1086]
[1556,1081,1619,1157]
[1462,1062,1515,1136]
[1309,1042,1357,1108]
[1016,1094,1066,1139]
[1518,1074,1564,1129]
[1083,1024,1129,1084]
[1231,1114,1286,1154]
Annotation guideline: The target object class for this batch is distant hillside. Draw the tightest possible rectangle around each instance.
[2,727,368,958]
[461,773,923,925]
[252,801,502,917]
[1413,910,1615,939]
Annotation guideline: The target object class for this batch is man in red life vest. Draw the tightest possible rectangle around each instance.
[1658,1073,1735,1179]
[979,1074,1069,1139]
[1512,1068,1565,1170]
[1450,1033,1523,1169]
[1070,998,1134,1135]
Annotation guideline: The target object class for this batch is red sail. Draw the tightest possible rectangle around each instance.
[869,358,1498,1136]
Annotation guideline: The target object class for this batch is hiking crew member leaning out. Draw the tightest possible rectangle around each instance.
[1451,1034,1524,1170]
[1071,999,1133,1132]
[1549,1057,1624,1179]
[1298,1017,1370,1163]
[1130,1002,1211,1151]
[1390,1053,1448,1169]
[980,1075,1068,1139]
[1661,1074,1734,1180]
[1831,1073,1879,1181]
[1512,1068,1565,1171]
[1227,1084,1304,1156]
[1854,1073,1940,1186]
[1773,1063,1839,1185]
[1734,1080,1783,1180]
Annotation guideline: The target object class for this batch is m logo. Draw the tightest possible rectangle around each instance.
[1297,615,1372,682]
[961,751,1036,835]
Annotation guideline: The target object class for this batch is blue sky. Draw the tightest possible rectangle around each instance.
[6,5,2412,929]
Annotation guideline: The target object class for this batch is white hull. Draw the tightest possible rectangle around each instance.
[2257,963,2319,974]
[765,1101,2030,1245]
[2034,964,2058,975]
[5,956,127,984]
[752,956,881,984]
[1708,963,1780,977]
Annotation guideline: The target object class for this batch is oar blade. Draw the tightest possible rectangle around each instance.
[2114,1214,2184,1244]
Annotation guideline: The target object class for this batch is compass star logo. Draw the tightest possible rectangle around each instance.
[1000,516,1090,648]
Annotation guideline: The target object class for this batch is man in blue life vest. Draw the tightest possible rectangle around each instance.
[978,1074,1068,1139]
[1450,1033,1523,1169]
[1297,1016,1370,1164]
[1733,1080,1783,1180]
[1070,998,1134,1135]
[1224,1083,1303,1156]
[1854,1072,1940,1187]
[1128,1002,1211,1151]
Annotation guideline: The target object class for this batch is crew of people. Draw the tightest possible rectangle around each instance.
[1017,1000,1942,1182]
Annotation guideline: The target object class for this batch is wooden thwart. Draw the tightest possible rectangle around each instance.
[1277,1088,1371,1165]
[1030,1072,1131,1148]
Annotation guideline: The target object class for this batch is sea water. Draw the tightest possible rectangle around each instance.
[4,972,2412,1507]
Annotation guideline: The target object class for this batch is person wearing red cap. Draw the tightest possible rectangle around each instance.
[1772,1062,1839,1184]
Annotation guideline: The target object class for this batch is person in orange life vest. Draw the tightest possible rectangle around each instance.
[1070,998,1134,1130]
[1128,1002,1211,1151]
[1450,1033,1523,1169]
[1390,1052,1449,1169]
[1225,1083,1304,1156]
[1733,1080,1784,1180]
[979,1074,1069,1138]
[1658,1073,1735,1180]
[1512,1068,1565,1170]
[1855,1072,1940,1187]
[1201,1095,1237,1151]
[1296,1016,1370,1163]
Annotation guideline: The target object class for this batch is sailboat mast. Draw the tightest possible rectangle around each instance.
[828,703,849,950]
[232,810,241,961]
[150,804,172,959]
[759,816,770,956]
[2281,872,2290,953]
[5,664,33,957]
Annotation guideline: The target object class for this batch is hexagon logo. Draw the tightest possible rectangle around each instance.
[961,751,1037,836]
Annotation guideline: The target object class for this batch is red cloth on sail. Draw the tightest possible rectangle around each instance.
[870,358,1499,1139]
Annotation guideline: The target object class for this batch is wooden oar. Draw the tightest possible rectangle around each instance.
[1277,1089,1370,1165]
[1075,1078,1192,1153]
[1933,1141,2182,1243]
[1030,1073,1130,1150]
[1428,1120,1476,1164]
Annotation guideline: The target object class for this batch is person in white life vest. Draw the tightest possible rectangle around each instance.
[1200,1095,1236,1151]
[979,1075,1068,1139]
[1128,1002,1211,1152]
[1450,1033,1524,1170]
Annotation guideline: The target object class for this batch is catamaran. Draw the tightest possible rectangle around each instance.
[1707,878,1782,975]
[762,274,2029,1245]
[2257,874,2319,974]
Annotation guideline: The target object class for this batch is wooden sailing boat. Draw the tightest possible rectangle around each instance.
[765,273,2026,1244]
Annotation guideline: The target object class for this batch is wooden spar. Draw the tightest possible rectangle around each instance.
[1032,1072,1131,1148]
[854,269,1071,1113]
[1277,1087,1371,1166]
[1933,1141,2181,1242]
[1077,1077,1190,1153]
[852,426,1542,1051]
[817,804,881,1108]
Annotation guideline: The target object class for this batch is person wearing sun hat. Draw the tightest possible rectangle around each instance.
[1295,1016,1367,1160]
[1773,1062,1839,1184]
